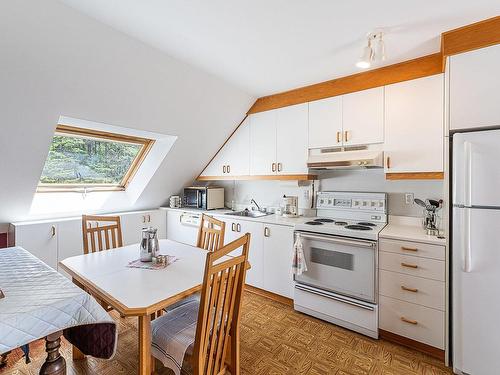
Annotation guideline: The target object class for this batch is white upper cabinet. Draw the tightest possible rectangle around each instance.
[250,110,277,175]
[201,118,250,177]
[342,87,385,146]
[449,44,500,131]
[384,75,444,173]
[224,118,250,176]
[276,103,309,174]
[308,96,343,149]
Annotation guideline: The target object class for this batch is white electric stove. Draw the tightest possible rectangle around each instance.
[293,191,387,339]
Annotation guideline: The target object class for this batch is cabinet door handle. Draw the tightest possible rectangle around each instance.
[401,317,418,325]
[277,163,282,172]
[227,165,230,174]
[148,215,151,223]
[272,163,276,172]
[231,223,236,232]
[236,223,241,232]
[344,130,349,142]
[142,216,146,223]
[51,225,56,237]
[386,156,391,169]
[223,165,226,174]
[336,131,341,143]
[401,246,418,252]
[401,285,419,293]
[264,227,270,237]
[401,262,418,269]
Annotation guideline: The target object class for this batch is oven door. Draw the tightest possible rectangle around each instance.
[183,188,202,208]
[294,231,377,303]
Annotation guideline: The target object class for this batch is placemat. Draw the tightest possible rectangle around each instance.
[127,255,177,270]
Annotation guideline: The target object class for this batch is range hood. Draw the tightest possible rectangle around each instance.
[307,149,384,170]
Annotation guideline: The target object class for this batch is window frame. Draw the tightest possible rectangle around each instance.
[37,124,155,193]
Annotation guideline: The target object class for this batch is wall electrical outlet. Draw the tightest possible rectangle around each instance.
[405,193,414,205]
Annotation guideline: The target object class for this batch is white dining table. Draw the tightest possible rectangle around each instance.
[59,239,214,375]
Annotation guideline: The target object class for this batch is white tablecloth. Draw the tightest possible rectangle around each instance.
[0,247,116,357]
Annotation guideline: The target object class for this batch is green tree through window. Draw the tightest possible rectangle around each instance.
[38,126,153,190]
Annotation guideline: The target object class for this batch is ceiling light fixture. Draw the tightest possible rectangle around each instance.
[356,31,385,69]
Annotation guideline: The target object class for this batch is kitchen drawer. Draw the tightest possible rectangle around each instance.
[380,295,445,349]
[379,251,445,281]
[379,270,445,311]
[379,238,445,261]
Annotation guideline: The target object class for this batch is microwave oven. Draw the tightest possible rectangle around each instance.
[183,187,225,210]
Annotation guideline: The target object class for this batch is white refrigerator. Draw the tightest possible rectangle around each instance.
[452,129,500,375]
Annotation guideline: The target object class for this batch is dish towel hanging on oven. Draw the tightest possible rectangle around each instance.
[292,235,308,276]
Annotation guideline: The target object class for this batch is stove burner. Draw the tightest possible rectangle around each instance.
[305,221,323,225]
[334,221,348,226]
[314,218,335,223]
[357,222,377,227]
[345,224,373,231]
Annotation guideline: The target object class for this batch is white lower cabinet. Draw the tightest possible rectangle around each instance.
[57,219,84,277]
[218,217,264,289]
[121,210,166,246]
[263,224,294,298]
[9,222,59,270]
[379,238,446,350]
[380,295,445,349]
[213,216,294,297]
[10,209,167,278]
[166,210,199,246]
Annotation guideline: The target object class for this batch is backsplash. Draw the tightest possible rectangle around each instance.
[217,169,444,218]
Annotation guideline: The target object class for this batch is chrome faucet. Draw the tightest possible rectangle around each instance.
[250,198,261,212]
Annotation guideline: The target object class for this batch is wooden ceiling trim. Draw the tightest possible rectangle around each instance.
[442,16,500,56]
[247,53,443,114]
[385,172,444,180]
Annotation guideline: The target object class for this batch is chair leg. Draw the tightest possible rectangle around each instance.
[151,356,156,374]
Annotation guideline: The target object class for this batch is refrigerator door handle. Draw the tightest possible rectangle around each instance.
[464,141,473,207]
[463,208,472,273]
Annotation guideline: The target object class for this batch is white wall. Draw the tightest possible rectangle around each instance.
[0,0,255,223]
[220,169,444,218]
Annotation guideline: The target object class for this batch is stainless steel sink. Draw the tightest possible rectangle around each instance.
[226,210,273,218]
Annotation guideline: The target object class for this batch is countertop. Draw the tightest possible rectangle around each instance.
[380,216,446,246]
[160,206,311,227]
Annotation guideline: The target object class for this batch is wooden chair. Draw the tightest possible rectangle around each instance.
[196,214,226,252]
[82,215,123,254]
[151,233,251,375]
[81,215,123,313]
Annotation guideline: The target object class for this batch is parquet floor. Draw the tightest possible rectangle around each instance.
[2,291,452,375]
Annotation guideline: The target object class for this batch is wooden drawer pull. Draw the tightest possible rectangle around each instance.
[401,246,418,252]
[401,262,418,269]
[401,317,418,325]
[401,285,418,293]
[336,131,341,143]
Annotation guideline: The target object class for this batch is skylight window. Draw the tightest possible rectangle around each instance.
[38,125,154,192]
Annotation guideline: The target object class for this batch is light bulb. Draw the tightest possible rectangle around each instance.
[356,60,371,69]
[356,44,373,69]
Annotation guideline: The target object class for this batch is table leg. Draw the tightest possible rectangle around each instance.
[138,315,152,375]
[39,331,66,375]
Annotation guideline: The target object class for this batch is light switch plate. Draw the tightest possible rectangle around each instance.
[405,193,414,205]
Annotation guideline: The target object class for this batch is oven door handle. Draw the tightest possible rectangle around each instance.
[295,284,375,311]
[295,232,376,248]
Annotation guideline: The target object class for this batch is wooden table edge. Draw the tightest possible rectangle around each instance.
[58,261,202,316]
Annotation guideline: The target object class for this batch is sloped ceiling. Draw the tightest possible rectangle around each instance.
[58,0,500,95]
[0,0,255,223]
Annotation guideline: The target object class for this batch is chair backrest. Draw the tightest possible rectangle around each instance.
[192,233,250,375]
[82,215,123,254]
[196,214,226,252]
